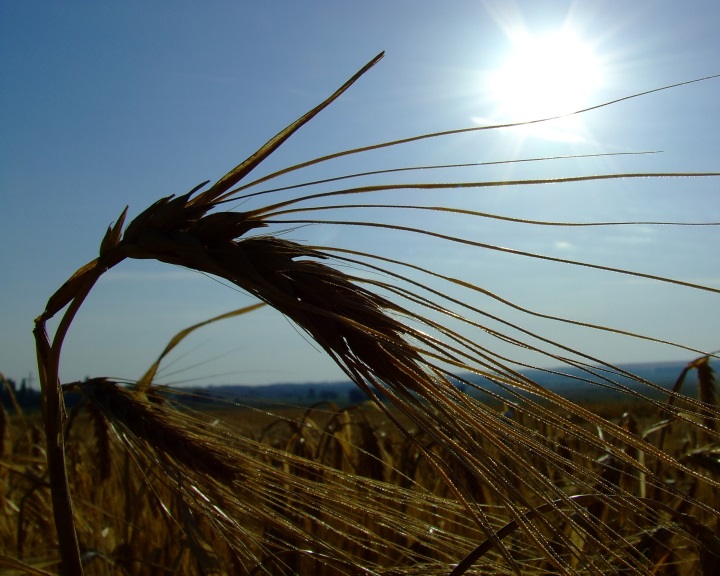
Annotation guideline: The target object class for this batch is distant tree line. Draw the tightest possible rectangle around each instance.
[1,377,379,413]
[1,377,87,412]
[1,377,42,411]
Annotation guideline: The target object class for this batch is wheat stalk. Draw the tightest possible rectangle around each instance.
[34,53,720,574]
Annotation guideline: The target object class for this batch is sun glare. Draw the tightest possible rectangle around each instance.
[489,29,604,129]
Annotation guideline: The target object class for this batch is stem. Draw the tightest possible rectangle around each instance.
[34,264,105,576]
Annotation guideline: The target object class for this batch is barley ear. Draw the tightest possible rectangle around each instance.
[692,356,717,432]
[87,402,111,483]
[32,56,387,575]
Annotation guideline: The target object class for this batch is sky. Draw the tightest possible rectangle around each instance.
[1,1,719,388]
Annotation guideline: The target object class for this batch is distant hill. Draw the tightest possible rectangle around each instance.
[175,359,706,408]
[3,360,707,412]
[455,360,696,404]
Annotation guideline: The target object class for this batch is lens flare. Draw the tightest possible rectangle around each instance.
[490,30,604,123]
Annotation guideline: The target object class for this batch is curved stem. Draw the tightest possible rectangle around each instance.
[33,262,105,576]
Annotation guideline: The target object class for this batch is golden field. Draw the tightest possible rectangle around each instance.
[2,376,718,575]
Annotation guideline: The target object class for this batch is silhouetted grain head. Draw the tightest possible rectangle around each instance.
[33,54,720,574]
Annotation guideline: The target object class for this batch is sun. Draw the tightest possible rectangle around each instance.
[489,29,604,125]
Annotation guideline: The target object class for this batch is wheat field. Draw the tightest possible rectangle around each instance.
[2,53,719,575]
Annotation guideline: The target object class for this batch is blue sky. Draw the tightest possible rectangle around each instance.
[1,1,719,388]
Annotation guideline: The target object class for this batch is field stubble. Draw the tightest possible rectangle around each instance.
[1,378,718,575]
